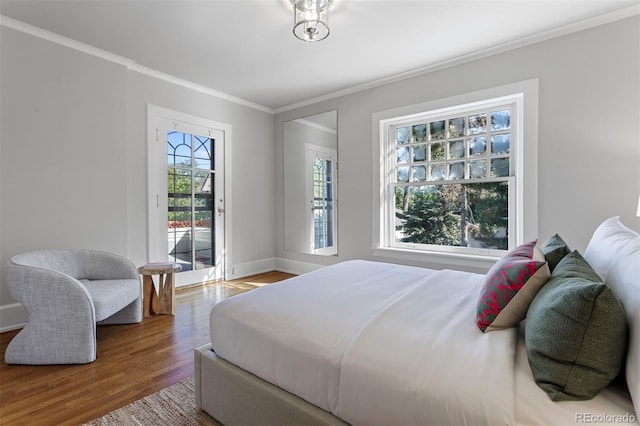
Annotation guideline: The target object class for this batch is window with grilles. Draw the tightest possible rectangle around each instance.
[382,96,521,255]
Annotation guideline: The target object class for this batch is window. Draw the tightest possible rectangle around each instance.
[378,93,527,259]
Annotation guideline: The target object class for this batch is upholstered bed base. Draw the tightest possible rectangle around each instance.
[194,344,348,426]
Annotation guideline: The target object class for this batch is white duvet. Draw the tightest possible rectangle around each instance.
[210,260,516,425]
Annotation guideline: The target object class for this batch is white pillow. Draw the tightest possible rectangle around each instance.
[606,237,640,416]
[585,216,640,414]
[584,216,639,280]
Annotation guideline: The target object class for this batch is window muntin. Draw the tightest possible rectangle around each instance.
[384,98,518,255]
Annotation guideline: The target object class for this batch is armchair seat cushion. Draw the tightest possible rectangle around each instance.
[80,279,142,322]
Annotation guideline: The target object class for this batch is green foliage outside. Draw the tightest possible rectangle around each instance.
[168,163,212,224]
[465,182,508,248]
[399,185,460,246]
[398,182,508,250]
[168,167,192,222]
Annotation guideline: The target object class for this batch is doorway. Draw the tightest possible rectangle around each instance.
[147,105,231,285]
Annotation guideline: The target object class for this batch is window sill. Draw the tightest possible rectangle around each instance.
[371,246,501,273]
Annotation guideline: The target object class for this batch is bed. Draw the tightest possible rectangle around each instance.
[194,217,639,425]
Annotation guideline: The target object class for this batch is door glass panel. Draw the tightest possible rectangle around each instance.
[193,135,212,169]
[167,131,215,272]
[194,170,213,269]
[167,132,191,167]
[168,166,193,270]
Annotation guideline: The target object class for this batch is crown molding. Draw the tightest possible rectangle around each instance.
[129,63,273,113]
[2,4,638,116]
[0,15,134,67]
[273,4,640,113]
[0,15,275,114]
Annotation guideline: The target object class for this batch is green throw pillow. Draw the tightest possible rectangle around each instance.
[541,233,571,272]
[525,250,628,401]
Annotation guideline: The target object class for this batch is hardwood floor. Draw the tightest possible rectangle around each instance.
[0,271,294,426]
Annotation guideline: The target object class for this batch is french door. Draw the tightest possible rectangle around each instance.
[147,106,228,285]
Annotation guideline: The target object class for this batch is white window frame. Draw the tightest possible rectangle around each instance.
[372,79,539,270]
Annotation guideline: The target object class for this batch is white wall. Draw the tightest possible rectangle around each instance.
[0,26,275,330]
[275,16,640,273]
[0,28,129,329]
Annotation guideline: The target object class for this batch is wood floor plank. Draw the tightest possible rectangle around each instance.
[0,271,294,426]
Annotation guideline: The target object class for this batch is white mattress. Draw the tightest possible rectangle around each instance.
[210,260,638,425]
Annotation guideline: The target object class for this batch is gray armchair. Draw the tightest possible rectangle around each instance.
[5,249,142,364]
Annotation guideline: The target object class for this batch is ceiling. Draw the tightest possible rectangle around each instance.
[1,1,638,112]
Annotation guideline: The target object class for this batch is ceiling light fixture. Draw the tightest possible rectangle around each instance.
[293,0,331,42]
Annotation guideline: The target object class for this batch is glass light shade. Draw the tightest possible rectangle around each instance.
[293,0,330,42]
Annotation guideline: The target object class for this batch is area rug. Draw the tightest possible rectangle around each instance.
[83,377,222,426]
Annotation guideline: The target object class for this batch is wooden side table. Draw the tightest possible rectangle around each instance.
[138,262,182,317]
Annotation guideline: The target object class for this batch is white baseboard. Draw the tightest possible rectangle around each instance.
[228,257,325,279]
[0,303,26,333]
[228,258,277,280]
[0,258,323,332]
[274,258,324,275]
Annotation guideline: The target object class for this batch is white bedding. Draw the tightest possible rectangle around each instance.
[335,267,515,425]
[206,218,639,426]
[210,260,517,425]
